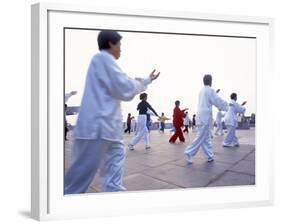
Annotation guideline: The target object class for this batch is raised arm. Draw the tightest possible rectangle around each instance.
[97,54,158,101]
[235,102,246,114]
[210,89,228,111]
[65,91,77,102]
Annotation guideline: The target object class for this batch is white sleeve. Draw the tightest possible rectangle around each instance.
[210,89,229,111]
[98,56,151,101]
[235,103,246,114]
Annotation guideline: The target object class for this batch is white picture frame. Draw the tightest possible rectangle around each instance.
[31,2,274,221]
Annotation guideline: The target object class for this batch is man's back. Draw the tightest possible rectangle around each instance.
[197,86,228,126]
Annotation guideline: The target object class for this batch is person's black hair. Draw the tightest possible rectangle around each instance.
[230,93,237,100]
[203,74,212,86]
[97,30,122,50]
[175,100,180,106]
[140,93,148,100]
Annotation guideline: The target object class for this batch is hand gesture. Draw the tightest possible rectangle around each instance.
[241,101,247,106]
[149,69,160,81]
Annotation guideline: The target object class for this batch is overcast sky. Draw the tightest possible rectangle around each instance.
[65,29,256,124]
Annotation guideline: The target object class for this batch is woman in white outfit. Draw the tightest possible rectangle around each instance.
[184,75,228,164]
[129,93,159,150]
[223,93,246,147]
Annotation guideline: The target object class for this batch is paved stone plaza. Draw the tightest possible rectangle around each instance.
[64,127,255,193]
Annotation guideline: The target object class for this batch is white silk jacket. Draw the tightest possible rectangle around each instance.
[74,50,151,141]
[224,100,246,127]
[196,86,228,126]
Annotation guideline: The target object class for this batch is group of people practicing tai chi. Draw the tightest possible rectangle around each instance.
[64,30,247,194]
[126,83,246,162]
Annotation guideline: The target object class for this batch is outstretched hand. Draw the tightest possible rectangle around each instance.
[149,69,160,81]
[241,101,247,106]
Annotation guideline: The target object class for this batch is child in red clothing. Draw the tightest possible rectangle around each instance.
[169,100,188,143]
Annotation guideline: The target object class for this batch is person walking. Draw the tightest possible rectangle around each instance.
[223,93,246,147]
[158,112,170,132]
[214,109,224,136]
[183,111,190,133]
[124,113,134,134]
[184,74,228,164]
[169,100,188,143]
[192,114,197,131]
[128,93,159,150]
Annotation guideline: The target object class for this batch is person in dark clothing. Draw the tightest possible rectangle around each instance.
[128,93,159,150]
[124,113,134,134]
[65,104,69,140]
[192,114,197,130]
[169,100,188,143]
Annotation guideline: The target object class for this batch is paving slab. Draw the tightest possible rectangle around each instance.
[207,171,255,187]
[122,173,179,191]
[243,151,255,161]
[212,150,253,165]
[229,159,255,176]
[142,164,215,188]
[127,154,178,168]
[65,128,255,193]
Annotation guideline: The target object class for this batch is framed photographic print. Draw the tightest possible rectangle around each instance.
[31,2,274,221]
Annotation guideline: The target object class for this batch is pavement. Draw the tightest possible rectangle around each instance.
[64,127,255,193]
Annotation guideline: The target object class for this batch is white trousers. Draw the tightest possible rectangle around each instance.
[184,124,214,159]
[64,139,126,194]
[130,115,150,147]
[223,125,239,146]
[215,122,224,135]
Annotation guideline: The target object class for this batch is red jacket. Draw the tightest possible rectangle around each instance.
[173,107,186,127]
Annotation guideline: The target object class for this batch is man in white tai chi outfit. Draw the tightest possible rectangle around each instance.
[214,109,224,136]
[184,74,228,164]
[64,30,160,194]
[223,93,246,147]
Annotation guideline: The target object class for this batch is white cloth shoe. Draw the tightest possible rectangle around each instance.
[185,153,193,164]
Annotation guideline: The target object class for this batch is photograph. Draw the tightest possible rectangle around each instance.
[64,28,256,194]
[31,3,274,220]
